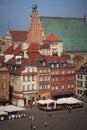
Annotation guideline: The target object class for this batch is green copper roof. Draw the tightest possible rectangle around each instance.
[41,17,87,53]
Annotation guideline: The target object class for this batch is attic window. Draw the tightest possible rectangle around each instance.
[61,61,66,68]
[56,63,59,68]
[51,63,54,68]
[42,61,46,66]
[15,66,17,70]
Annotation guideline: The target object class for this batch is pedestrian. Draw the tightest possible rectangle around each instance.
[50,124,54,129]
[29,115,32,120]
[33,125,36,130]
[68,106,72,114]
[30,124,33,130]
[49,112,51,117]
[32,115,35,121]
[44,121,48,127]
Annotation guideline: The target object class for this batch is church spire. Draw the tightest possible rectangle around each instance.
[31,0,38,16]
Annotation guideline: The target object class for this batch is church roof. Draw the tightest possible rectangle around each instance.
[41,16,87,53]
[10,31,28,42]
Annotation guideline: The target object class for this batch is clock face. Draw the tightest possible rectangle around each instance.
[22,42,29,50]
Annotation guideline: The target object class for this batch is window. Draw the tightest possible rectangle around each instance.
[43,69,45,73]
[39,69,42,73]
[78,74,82,79]
[55,86,58,90]
[40,85,42,90]
[27,68,29,72]
[2,75,5,79]
[68,70,70,74]
[39,76,42,81]
[44,84,46,89]
[68,84,70,88]
[56,63,59,68]
[32,75,35,81]
[32,84,35,90]
[62,70,65,74]
[11,75,14,80]
[56,77,58,81]
[11,66,12,70]
[56,71,58,74]
[32,68,35,72]
[85,76,87,80]
[22,86,25,91]
[27,75,30,81]
[47,84,50,89]
[2,91,5,97]
[51,71,55,75]
[51,64,54,68]
[77,81,82,87]
[15,66,17,70]
[62,85,64,89]
[23,76,26,82]
[52,78,54,82]
[27,85,30,90]
[72,70,74,74]
[71,84,74,88]
[2,83,5,89]
[51,86,54,90]
[42,61,46,66]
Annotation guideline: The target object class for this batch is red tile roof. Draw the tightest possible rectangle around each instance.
[44,33,62,42]
[10,31,28,42]
[40,43,50,49]
[4,44,22,56]
[61,53,70,60]
[27,52,45,66]
[72,55,84,60]
[4,45,13,54]
[0,56,4,63]
[13,45,21,56]
[27,43,39,52]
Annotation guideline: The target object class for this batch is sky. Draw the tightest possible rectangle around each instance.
[0,0,87,36]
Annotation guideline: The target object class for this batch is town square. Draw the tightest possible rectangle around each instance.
[0,0,87,129]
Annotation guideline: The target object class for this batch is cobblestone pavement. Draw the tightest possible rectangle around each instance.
[0,106,87,130]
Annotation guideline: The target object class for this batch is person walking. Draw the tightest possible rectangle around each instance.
[30,124,33,130]
[44,121,48,127]
[68,106,72,114]
[33,125,36,130]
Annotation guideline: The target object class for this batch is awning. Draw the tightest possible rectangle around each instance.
[0,105,26,112]
[36,99,56,105]
[0,110,8,116]
[56,97,83,104]
[52,92,74,98]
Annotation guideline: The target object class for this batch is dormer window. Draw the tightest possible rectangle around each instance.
[61,61,66,68]
[27,68,29,72]
[15,66,17,70]
[39,59,46,66]
[42,61,46,66]
[32,68,35,72]
[53,49,58,56]
[56,63,59,68]
[51,63,54,68]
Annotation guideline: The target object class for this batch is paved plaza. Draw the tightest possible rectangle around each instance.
[0,105,87,130]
